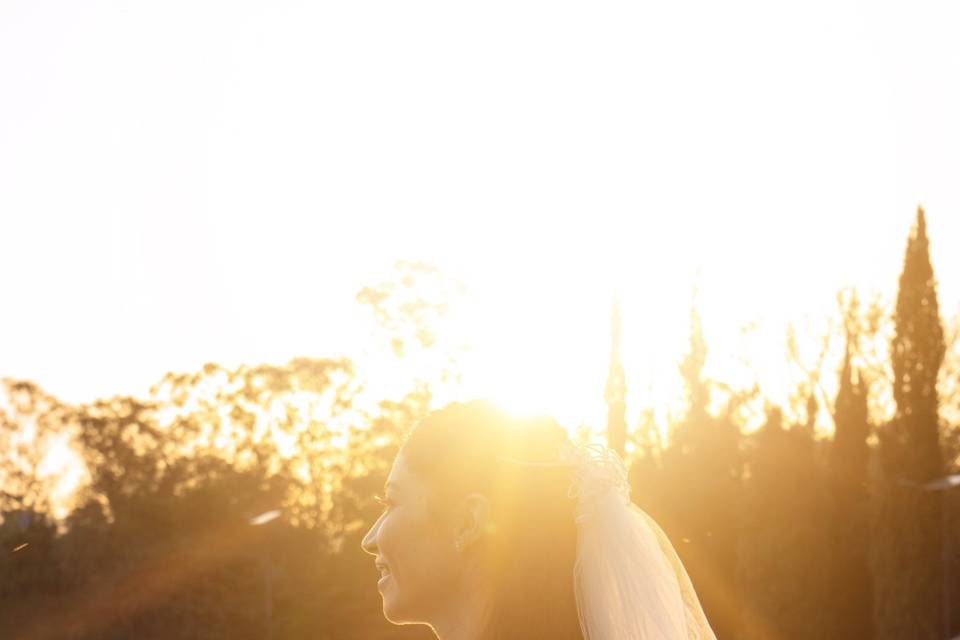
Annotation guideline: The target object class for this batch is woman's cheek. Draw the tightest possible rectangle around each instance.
[380,511,411,574]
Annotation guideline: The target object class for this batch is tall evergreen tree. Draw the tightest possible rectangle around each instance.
[872,206,946,640]
[827,338,873,639]
[605,294,627,457]
[656,308,743,640]
[736,405,832,640]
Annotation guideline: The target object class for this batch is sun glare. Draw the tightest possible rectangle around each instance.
[442,261,616,432]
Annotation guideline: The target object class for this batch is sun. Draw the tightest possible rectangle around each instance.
[444,276,615,432]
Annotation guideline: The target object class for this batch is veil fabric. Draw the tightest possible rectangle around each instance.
[561,441,717,640]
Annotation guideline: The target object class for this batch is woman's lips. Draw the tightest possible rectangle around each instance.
[376,562,391,590]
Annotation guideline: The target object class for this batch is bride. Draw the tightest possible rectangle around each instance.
[361,400,717,640]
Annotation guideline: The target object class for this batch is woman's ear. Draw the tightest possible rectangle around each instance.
[456,492,490,549]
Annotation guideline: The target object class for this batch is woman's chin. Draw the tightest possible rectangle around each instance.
[381,592,420,625]
[379,582,404,622]
[382,602,413,625]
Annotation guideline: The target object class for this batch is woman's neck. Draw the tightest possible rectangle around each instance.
[431,574,493,640]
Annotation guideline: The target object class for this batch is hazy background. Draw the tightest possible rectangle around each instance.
[3,0,959,431]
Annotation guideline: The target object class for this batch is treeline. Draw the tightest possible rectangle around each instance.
[1,362,436,640]
[627,208,959,640]
[1,211,958,639]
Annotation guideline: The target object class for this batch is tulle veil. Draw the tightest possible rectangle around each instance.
[562,440,717,640]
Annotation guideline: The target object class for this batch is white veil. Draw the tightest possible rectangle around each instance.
[562,441,717,640]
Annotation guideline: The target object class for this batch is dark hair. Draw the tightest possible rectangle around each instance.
[400,400,584,640]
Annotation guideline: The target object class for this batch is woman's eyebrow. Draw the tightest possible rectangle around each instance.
[384,481,399,493]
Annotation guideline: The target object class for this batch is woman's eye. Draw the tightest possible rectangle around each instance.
[373,495,394,512]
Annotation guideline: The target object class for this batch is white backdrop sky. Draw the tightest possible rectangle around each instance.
[2,0,959,429]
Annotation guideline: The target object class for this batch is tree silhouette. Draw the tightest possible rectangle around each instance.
[356,260,469,389]
[872,206,947,640]
[736,405,833,639]
[826,331,874,638]
[4,237,960,640]
[653,307,744,640]
[0,380,74,515]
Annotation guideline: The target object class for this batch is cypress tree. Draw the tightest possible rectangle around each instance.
[736,404,833,640]
[658,308,742,639]
[872,206,946,640]
[828,338,873,639]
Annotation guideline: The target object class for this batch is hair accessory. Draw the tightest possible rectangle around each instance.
[560,441,630,517]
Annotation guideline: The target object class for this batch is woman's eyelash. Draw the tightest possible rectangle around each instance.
[373,495,393,509]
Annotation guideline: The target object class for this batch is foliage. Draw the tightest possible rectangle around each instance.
[871,207,947,640]
[1,229,959,639]
[735,405,834,640]
[825,337,874,639]
[0,380,76,515]
[631,307,747,640]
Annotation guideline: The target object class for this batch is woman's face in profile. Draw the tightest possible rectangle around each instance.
[361,453,461,625]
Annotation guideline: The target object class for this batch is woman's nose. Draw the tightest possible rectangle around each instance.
[361,520,379,556]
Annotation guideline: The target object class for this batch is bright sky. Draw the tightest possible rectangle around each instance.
[2,0,959,433]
